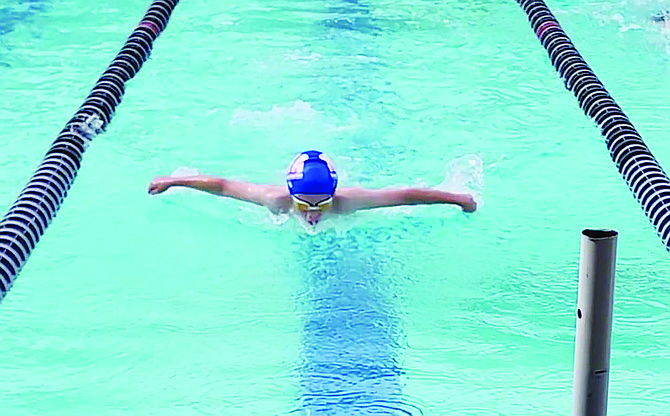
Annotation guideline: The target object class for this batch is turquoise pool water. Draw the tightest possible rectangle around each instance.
[1,0,670,414]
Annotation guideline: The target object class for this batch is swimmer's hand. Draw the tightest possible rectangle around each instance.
[460,194,477,213]
[148,176,175,195]
[147,175,226,195]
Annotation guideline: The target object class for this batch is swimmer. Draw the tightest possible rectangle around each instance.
[147,150,477,226]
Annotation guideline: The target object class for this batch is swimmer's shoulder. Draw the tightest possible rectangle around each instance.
[264,186,291,213]
[332,187,369,214]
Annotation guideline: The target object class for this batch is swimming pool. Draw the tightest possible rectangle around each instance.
[1,0,670,414]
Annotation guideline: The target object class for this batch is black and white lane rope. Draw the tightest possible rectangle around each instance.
[517,0,670,251]
[0,0,180,301]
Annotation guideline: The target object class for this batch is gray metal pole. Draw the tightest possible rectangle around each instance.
[573,229,618,416]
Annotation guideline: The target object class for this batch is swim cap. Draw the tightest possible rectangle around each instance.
[286,150,338,196]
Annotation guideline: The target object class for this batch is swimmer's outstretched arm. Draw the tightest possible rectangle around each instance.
[335,187,477,213]
[147,175,289,212]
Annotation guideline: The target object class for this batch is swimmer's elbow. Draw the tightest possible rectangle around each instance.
[404,188,438,205]
[213,177,228,195]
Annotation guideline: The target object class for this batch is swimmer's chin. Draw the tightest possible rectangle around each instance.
[297,214,328,232]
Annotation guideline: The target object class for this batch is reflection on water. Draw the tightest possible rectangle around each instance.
[323,0,381,35]
[295,230,422,415]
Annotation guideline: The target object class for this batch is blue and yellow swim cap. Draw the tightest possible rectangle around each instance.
[286,150,338,196]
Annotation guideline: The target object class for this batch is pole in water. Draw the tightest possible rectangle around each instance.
[573,229,618,416]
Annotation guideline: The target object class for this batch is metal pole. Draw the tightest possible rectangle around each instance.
[573,229,618,416]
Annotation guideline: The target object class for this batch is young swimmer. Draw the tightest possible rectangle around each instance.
[147,150,477,226]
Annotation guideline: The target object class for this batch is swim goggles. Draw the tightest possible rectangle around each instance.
[291,195,333,212]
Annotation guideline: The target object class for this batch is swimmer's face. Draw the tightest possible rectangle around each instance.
[291,194,333,226]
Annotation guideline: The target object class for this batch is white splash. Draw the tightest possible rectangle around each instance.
[435,153,485,208]
[162,166,200,195]
[230,100,317,126]
[170,166,200,177]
